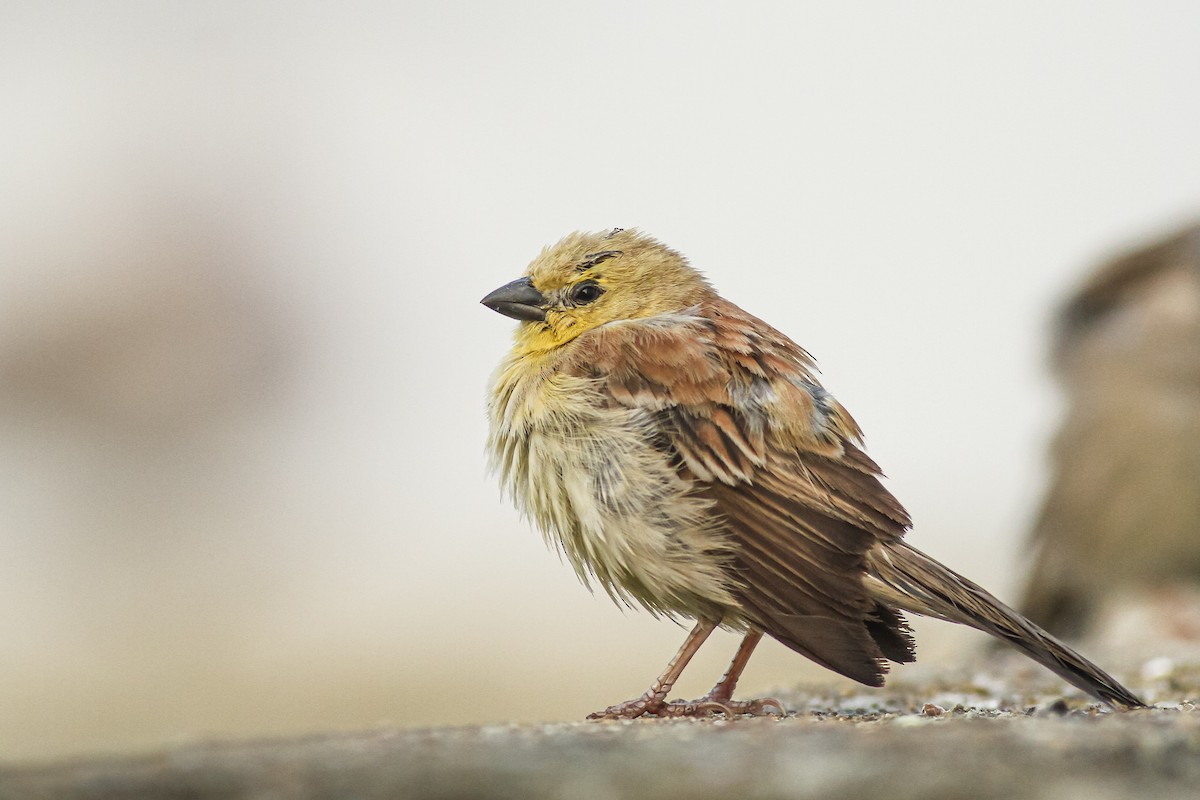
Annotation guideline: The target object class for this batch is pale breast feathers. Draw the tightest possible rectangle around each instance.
[487,341,738,619]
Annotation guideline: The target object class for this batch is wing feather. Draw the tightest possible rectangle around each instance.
[567,296,916,684]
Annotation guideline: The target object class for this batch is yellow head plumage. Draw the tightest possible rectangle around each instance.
[482,228,712,354]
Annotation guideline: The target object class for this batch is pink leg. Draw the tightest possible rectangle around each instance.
[588,626,786,720]
[710,629,764,700]
[587,620,716,720]
[659,629,784,717]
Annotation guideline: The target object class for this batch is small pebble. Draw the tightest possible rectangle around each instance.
[1036,699,1070,717]
[920,703,945,717]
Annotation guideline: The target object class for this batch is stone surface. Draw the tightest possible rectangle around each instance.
[3,654,1198,800]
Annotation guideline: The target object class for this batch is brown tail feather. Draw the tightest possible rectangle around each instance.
[865,541,1146,708]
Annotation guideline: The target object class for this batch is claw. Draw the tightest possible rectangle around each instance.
[589,694,786,720]
[587,691,667,720]
[656,699,730,718]
[583,626,788,721]
[742,697,786,716]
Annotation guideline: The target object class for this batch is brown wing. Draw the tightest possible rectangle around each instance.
[570,295,915,685]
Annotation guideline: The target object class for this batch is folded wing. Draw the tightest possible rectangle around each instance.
[569,296,916,685]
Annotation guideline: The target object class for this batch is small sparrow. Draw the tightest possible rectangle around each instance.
[1020,222,1200,639]
[482,229,1144,717]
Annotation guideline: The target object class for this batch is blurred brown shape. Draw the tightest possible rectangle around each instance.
[1020,222,1200,640]
[0,222,289,442]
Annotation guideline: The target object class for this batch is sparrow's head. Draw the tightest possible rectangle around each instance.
[481,228,710,351]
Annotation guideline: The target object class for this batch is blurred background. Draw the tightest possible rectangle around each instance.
[1,1,1198,761]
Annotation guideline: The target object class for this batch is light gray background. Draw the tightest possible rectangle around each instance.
[1,1,1197,759]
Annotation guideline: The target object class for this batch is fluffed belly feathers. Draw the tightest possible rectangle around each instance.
[487,354,740,622]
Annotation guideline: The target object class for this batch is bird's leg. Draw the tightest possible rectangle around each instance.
[708,629,762,700]
[587,620,716,720]
[657,629,785,717]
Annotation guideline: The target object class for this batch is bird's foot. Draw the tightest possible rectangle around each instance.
[587,692,785,720]
[655,694,785,718]
[587,689,668,720]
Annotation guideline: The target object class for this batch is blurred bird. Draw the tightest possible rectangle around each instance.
[482,229,1144,717]
[1020,223,1200,640]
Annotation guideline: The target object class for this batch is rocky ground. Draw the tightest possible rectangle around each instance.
[3,653,1199,800]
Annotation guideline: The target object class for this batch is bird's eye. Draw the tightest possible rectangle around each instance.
[571,280,604,305]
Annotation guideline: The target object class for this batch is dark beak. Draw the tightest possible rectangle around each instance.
[480,277,547,322]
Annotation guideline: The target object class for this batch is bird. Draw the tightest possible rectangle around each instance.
[482,228,1145,718]
[1019,222,1200,640]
